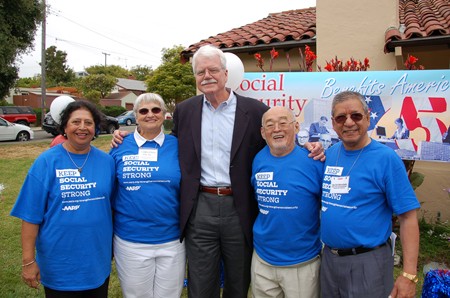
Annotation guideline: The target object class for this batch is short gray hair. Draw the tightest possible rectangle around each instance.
[192,45,227,74]
[133,93,167,115]
[332,91,369,116]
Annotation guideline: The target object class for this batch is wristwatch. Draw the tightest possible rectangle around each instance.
[401,271,419,284]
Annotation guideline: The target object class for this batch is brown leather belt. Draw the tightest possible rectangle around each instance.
[199,186,233,196]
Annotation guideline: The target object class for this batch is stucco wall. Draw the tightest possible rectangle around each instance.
[316,0,398,71]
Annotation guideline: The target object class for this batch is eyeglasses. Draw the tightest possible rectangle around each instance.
[195,68,223,77]
[263,120,295,131]
[138,107,162,115]
[332,113,364,124]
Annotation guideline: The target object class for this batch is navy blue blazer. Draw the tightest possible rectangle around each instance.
[172,93,269,247]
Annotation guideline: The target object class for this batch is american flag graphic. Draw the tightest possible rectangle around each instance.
[364,95,386,131]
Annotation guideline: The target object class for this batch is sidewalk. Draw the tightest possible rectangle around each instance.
[31,126,43,131]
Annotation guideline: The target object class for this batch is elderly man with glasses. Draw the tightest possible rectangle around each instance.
[320,91,420,298]
[251,106,323,298]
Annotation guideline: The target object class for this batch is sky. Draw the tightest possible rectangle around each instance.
[17,0,316,78]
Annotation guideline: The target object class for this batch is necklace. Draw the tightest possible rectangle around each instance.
[64,146,91,173]
[336,142,365,176]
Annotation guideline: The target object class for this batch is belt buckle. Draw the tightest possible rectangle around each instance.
[217,187,226,196]
[330,248,340,256]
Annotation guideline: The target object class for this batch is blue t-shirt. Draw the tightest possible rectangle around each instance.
[10,144,115,291]
[321,140,420,249]
[109,133,181,244]
[251,145,323,266]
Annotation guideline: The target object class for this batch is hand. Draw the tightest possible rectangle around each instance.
[110,130,129,148]
[306,141,326,161]
[389,275,416,298]
[22,263,41,289]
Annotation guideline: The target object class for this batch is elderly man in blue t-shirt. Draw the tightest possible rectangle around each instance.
[320,91,420,298]
[251,106,323,297]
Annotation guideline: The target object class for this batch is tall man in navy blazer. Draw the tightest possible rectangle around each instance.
[172,45,269,298]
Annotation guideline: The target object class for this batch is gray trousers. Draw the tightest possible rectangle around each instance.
[185,192,252,298]
[321,243,394,298]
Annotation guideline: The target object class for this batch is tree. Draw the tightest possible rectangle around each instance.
[78,74,116,100]
[146,45,196,108]
[85,65,129,78]
[43,46,75,86]
[15,75,42,88]
[130,65,153,81]
[0,0,43,99]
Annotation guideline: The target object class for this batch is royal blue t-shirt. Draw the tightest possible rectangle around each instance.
[110,133,181,244]
[321,140,420,249]
[252,145,323,266]
[11,144,115,291]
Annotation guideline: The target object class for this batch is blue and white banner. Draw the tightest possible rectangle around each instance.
[236,70,450,162]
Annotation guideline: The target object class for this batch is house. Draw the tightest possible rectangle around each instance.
[104,77,147,109]
[180,0,449,71]
[12,77,148,110]
[12,88,81,109]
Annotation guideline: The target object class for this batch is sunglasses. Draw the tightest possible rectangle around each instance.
[138,107,162,115]
[333,113,364,124]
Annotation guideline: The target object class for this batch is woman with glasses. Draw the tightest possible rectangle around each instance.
[109,93,185,298]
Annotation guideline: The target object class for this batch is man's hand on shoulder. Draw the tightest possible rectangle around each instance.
[305,142,326,161]
[110,130,130,148]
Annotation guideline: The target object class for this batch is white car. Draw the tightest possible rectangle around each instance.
[0,116,34,141]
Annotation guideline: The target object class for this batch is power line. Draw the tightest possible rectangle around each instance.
[47,7,160,60]
[51,36,149,61]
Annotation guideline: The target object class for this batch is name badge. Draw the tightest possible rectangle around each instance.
[330,176,350,194]
[138,148,158,161]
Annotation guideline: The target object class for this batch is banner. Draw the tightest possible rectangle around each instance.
[236,70,450,162]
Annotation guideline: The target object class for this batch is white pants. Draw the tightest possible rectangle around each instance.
[113,235,186,298]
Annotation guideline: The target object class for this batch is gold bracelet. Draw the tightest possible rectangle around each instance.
[401,271,419,284]
[22,259,36,267]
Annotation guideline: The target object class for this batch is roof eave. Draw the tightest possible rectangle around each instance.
[180,39,316,62]
[385,36,450,53]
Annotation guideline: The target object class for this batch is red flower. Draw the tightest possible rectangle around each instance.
[270,48,279,60]
[304,45,317,72]
[404,54,424,70]
[408,55,418,65]
[324,63,333,72]
[254,53,265,71]
[269,47,279,71]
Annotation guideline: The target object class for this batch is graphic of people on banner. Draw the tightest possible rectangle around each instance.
[237,70,450,162]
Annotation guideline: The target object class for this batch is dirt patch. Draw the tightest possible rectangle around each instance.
[1,143,48,159]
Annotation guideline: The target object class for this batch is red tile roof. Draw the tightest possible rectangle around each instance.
[180,7,316,62]
[384,0,450,52]
[180,1,449,60]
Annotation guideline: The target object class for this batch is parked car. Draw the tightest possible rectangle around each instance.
[0,117,34,141]
[42,113,119,136]
[0,106,37,126]
[116,110,136,126]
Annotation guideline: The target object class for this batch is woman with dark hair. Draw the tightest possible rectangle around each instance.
[392,117,409,139]
[11,100,116,297]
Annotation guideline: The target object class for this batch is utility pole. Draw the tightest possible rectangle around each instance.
[40,0,46,126]
[102,52,110,67]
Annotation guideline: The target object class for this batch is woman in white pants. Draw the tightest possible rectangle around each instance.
[110,93,185,298]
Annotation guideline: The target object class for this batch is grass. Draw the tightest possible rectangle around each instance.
[1,136,448,297]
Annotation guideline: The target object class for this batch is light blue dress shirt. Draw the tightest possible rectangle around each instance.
[200,92,237,186]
